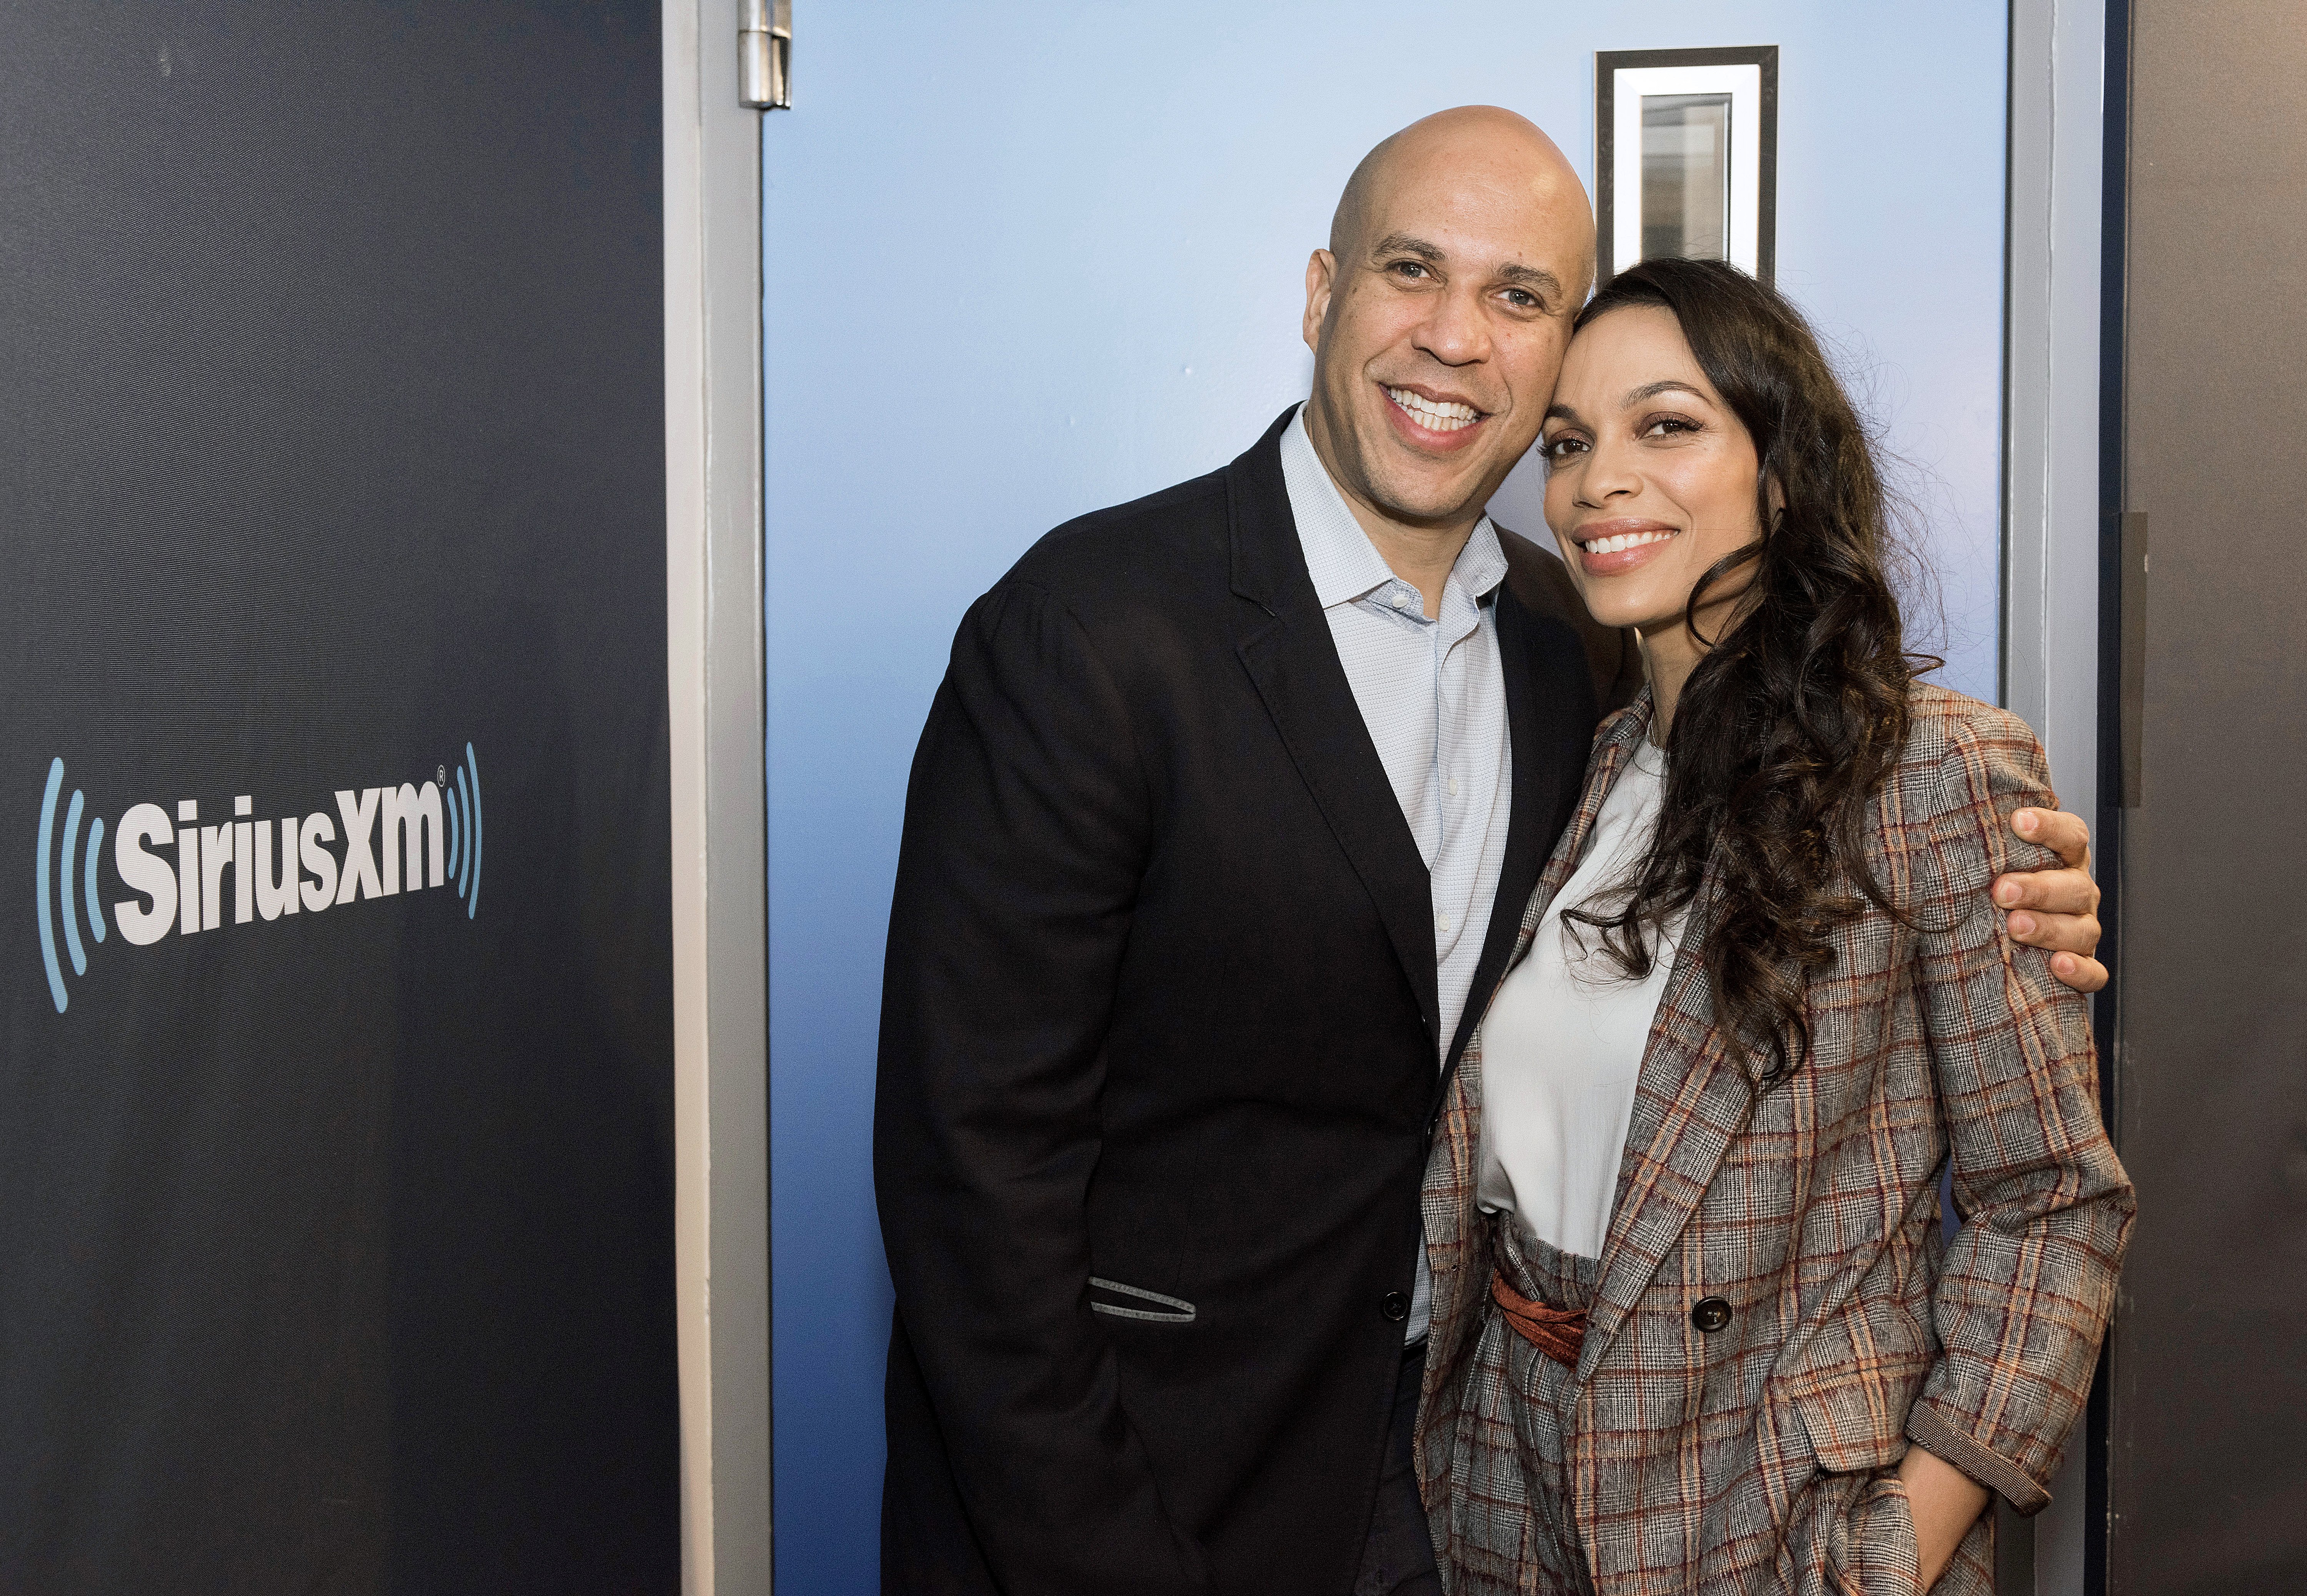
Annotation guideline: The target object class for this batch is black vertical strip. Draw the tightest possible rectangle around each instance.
[2089,0,2132,1592]
[1755,47,1779,287]
[1595,55,1616,284]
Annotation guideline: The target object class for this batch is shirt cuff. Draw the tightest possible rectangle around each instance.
[1906,1402,2052,1517]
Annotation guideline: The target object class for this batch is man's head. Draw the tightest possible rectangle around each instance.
[1302,107,1594,536]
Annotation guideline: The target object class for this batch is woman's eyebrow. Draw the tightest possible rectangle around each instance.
[1543,400,1586,424]
[1621,379,1709,407]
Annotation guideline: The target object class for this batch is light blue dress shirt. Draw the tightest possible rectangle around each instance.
[1279,404,1514,1342]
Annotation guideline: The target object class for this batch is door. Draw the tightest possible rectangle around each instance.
[762,4,2014,1587]
[0,5,678,1589]
[2106,1,2307,1588]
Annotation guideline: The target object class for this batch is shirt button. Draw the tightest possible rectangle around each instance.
[1448,776,1461,798]
[1382,1291,1411,1322]
[1389,589,1411,610]
[1435,912,1451,934]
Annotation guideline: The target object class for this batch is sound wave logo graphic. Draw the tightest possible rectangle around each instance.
[35,758,105,1015]
[446,743,484,917]
[32,744,485,1015]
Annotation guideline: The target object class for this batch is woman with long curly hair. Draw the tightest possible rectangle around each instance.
[1413,258,2133,1595]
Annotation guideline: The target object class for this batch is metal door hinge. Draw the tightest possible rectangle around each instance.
[740,0,791,110]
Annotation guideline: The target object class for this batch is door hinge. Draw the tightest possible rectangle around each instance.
[740,0,791,110]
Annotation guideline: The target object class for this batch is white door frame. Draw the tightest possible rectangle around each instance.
[665,3,771,1591]
[2003,2,2111,1593]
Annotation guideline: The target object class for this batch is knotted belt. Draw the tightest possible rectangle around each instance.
[1491,1269,1586,1368]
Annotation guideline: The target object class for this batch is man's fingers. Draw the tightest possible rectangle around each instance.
[2007,907,2102,954]
[1992,866,2102,917]
[2008,902,2112,992]
[2003,811,2107,995]
[2010,806,2092,872]
[2046,950,2109,994]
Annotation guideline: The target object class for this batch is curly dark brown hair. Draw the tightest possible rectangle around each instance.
[1558,257,1934,1085]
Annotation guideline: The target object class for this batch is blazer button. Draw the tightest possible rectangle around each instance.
[1381,1291,1411,1323]
[1690,1296,1733,1334]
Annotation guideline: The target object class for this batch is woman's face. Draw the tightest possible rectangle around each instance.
[1538,304,1766,639]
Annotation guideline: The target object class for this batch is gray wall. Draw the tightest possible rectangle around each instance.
[2110,1,2307,1588]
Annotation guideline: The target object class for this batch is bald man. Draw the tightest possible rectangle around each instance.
[874,108,2104,1596]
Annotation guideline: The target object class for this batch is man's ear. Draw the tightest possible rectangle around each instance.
[1303,249,1336,355]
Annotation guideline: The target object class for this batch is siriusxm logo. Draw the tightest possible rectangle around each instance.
[33,745,485,1014]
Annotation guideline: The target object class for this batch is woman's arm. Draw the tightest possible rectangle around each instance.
[1898,1447,1991,1589]
[1904,703,2136,1520]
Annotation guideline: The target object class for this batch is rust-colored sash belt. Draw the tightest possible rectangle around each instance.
[1491,1270,1586,1368]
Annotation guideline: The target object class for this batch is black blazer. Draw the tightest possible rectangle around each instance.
[874,408,1640,1596]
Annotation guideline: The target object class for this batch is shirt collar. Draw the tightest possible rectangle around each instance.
[1279,403,1506,611]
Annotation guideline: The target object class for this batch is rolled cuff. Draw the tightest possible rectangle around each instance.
[1906,1401,2051,1517]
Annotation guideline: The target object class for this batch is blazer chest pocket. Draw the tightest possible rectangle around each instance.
[1089,1276,1196,1325]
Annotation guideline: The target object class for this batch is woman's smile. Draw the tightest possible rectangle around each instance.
[1569,517,1681,576]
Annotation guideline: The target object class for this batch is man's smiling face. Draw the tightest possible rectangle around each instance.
[1302,108,1594,534]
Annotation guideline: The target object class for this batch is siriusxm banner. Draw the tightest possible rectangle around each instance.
[35,745,486,1014]
[0,4,674,1592]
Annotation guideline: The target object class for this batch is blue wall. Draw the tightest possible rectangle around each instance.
[766,6,2008,1586]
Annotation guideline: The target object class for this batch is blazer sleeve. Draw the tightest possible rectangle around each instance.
[874,580,1209,1593]
[1904,708,2136,1515]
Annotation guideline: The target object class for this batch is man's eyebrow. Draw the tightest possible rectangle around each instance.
[1367,231,1445,263]
[1497,262,1565,300]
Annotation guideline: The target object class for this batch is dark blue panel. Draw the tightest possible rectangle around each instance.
[0,5,675,1591]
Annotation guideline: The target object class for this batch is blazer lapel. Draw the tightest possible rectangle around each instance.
[1226,410,1440,1033]
[1575,860,1756,1388]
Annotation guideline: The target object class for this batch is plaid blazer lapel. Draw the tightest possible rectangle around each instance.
[1575,940,1753,1385]
[1575,748,1758,1387]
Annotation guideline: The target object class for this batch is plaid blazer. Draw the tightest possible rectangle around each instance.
[1415,684,2134,1594]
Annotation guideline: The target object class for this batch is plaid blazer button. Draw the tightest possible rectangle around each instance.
[1382,1292,1411,1323]
[1690,1297,1733,1333]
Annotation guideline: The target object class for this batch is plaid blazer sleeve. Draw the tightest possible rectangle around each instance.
[1902,705,2135,1514]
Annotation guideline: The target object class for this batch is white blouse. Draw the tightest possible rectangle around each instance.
[1475,738,1683,1260]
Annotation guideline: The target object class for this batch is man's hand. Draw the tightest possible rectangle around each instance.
[1997,808,2104,994]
